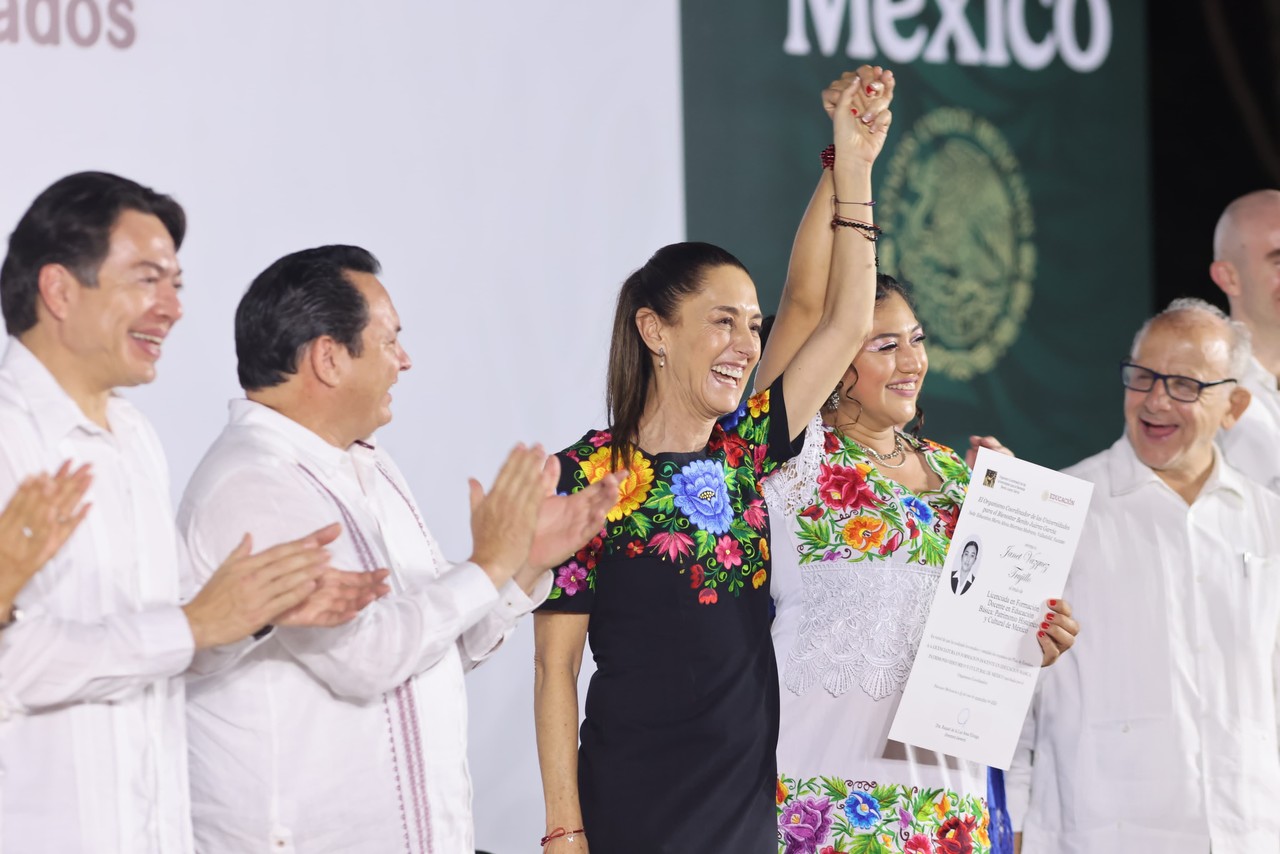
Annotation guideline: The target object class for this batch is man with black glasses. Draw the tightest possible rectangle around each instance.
[1007,298,1280,853]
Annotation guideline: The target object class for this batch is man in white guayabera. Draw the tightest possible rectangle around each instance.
[0,173,383,854]
[1008,299,1280,853]
[179,245,621,853]
[1210,189,1280,493]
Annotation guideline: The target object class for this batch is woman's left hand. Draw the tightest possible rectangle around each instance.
[965,434,1013,469]
[1038,598,1078,667]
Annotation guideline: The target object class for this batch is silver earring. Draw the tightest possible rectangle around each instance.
[658,347,666,368]
[824,387,842,412]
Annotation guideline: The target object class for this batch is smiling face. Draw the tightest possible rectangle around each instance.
[653,263,762,418]
[340,271,411,439]
[58,209,183,392]
[1124,316,1246,488]
[844,292,927,430]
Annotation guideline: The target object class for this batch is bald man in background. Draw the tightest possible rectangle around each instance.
[1211,189,1280,492]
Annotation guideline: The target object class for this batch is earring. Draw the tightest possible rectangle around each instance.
[824,387,842,412]
[659,347,666,368]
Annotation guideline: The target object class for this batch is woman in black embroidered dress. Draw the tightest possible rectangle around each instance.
[533,69,896,854]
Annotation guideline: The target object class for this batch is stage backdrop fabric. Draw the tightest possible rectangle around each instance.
[683,0,1151,468]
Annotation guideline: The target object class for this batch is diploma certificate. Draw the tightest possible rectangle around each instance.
[887,446,1094,769]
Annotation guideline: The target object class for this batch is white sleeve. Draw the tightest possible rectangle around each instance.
[0,440,193,713]
[184,465,505,701]
[457,572,553,669]
[1006,685,1037,832]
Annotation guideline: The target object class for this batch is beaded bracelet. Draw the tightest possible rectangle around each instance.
[541,827,586,847]
[820,143,835,170]
[831,215,882,240]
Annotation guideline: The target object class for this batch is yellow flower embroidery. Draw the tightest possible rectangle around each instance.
[935,792,952,820]
[580,446,654,521]
[759,537,770,561]
[752,569,767,589]
[747,391,769,418]
[842,515,887,550]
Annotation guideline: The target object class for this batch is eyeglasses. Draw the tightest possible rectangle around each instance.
[1120,362,1237,403]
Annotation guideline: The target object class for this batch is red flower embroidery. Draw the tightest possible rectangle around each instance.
[799,504,824,521]
[935,816,976,854]
[879,529,903,555]
[626,540,644,558]
[904,835,935,854]
[689,564,705,588]
[718,432,748,468]
[743,499,766,530]
[816,463,878,512]
[822,430,841,454]
[587,431,612,448]
[698,587,718,605]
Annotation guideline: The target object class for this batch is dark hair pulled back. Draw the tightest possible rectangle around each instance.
[605,242,748,467]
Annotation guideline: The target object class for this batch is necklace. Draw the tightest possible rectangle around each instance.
[836,426,910,469]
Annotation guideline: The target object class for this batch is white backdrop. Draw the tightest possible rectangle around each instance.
[0,3,684,850]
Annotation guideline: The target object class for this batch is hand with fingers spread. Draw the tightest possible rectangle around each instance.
[275,566,391,628]
[1037,598,1079,667]
[0,461,93,617]
[468,444,551,590]
[182,523,342,649]
[516,457,627,593]
[965,434,1015,469]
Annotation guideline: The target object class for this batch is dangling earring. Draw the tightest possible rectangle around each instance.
[824,386,842,412]
[658,347,666,368]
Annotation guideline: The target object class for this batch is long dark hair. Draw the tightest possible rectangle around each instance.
[605,242,748,468]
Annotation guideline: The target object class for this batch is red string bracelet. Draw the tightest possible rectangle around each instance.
[541,827,586,847]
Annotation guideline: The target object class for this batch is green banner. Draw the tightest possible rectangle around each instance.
[682,0,1149,468]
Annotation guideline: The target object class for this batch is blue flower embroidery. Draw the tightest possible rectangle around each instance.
[670,459,733,534]
[901,495,935,526]
[717,401,747,432]
[844,790,880,829]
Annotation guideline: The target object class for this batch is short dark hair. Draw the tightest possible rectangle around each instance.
[235,245,380,391]
[1,171,186,335]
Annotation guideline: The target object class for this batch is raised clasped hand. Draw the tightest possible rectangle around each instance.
[825,64,895,166]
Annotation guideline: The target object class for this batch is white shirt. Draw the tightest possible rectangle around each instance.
[0,339,195,854]
[1219,355,1280,493]
[1008,436,1280,854]
[179,400,549,854]
[767,419,986,822]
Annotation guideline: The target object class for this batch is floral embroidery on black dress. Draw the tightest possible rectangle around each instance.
[545,388,780,607]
